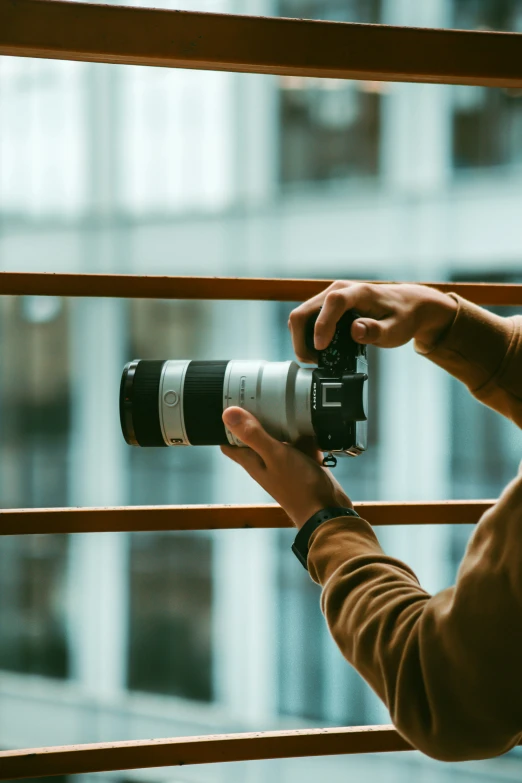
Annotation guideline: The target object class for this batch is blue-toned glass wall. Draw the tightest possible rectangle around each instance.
[1,0,522,781]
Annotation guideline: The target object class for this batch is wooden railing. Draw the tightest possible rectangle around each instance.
[1,0,522,87]
[1,272,522,305]
[0,501,496,536]
[0,726,412,779]
[1,0,522,779]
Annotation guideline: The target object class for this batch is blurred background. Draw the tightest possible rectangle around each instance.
[1,0,522,781]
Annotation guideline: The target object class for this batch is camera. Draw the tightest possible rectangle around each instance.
[119,309,368,467]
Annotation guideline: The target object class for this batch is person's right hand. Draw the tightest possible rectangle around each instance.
[288,281,458,362]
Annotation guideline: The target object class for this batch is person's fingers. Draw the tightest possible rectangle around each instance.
[352,315,412,347]
[220,444,266,473]
[288,281,351,362]
[222,407,282,464]
[351,316,391,345]
[314,283,379,350]
[351,320,368,342]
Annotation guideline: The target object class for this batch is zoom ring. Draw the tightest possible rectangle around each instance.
[183,361,229,445]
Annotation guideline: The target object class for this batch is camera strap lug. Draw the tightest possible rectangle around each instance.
[322,452,337,468]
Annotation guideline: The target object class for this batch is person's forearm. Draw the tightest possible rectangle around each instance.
[307,479,522,761]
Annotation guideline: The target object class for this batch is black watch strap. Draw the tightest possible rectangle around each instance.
[292,506,361,570]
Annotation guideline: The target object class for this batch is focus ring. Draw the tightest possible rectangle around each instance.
[184,361,229,445]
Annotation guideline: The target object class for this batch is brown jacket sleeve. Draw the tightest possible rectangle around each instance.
[306,294,522,762]
[415,293,522,427]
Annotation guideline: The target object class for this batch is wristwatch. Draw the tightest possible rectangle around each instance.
[292,506,361,570]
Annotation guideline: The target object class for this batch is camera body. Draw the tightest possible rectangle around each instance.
[306,310,368,457]
[120,309,368,466]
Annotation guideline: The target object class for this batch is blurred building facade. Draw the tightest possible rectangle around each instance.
[1,1,522,781]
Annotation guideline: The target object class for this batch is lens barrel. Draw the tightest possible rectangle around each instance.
[120,358,315,449]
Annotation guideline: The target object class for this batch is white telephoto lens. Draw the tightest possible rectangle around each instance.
[223,360,314,446]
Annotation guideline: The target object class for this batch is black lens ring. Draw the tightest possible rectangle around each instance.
[183,361,229,445]
[120,360,139,445]
[119,359,167,447]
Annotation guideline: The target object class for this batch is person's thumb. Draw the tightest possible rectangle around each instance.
[222,407,280,460]
[351,317,385,344]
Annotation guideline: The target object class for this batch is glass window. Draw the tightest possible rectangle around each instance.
[0,297,70,508]
[127,532,213,701]
[119,65,233,216]
[0,535,69,678]
[278,1,382,186]
[453,0,522,31]
[0,58,87,217]
[0,297,70,679]
[452,1,522,170]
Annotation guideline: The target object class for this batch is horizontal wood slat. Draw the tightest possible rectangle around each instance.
[0,725,412,779]
[0,501,494,536]
[1,272,522,305]
[2,0,522,88]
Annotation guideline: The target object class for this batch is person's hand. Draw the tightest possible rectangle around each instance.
[221,407,352,529]
[288,281,458,361]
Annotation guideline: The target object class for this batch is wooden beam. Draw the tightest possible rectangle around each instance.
[1,0,522,88]
[1,272,522,306]
[0,501,494,536]
[0,725,412,779]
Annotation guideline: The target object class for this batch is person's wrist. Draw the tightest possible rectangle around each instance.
[292,506,361,570]
[295,496,353,529]
[414,289,458,350]
[294,503,325,530]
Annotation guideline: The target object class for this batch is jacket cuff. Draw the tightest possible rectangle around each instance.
[414,294,515,392]
[306,516,385,586]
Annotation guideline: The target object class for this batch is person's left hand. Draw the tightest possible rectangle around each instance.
[221,407,353,529]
